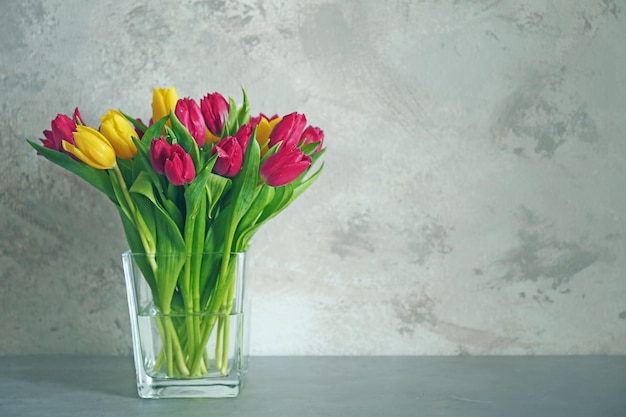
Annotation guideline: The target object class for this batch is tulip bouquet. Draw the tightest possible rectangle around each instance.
[27,87,324,379]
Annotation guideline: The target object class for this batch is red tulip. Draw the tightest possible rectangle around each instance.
[212,136,243,177]
[234,123,254,152]
[200,92,229,143]
[73,107,85,126]
[260,145,311,187]
[175,98,206,148]
[149,137,170,175]
[40,114,77,152]
[150,138,196,185]
[268,112,307,149]
[300,125,324,153]
[165,144,196,185]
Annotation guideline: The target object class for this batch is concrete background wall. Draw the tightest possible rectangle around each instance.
[1,0,625,356]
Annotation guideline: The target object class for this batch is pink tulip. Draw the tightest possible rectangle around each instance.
[212,136,243,177]
[260,145,312,187]
[300,125,324,153]
[40,114,77,152]
[150,138,196,185]
[200,92,229,140]
[268,112,307,149]
[175,98,206,148]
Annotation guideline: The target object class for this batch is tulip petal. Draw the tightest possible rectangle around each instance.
[152,87,179,125]
[200,92,229,137]
[268,112,307,149]
[260,146,311,187]
[66,126,116,170]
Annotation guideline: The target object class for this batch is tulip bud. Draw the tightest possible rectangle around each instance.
[40,114,77,152]
[150,138,196,185]
[250,113,281,156]
[200,92,229,143]
[149,137,170,175]
[234,123,253,152]
[260,145,312,187]
[300,125,325,153]
[152,87,179,125]
[100,110,138,159]
[73,107,85,126]
[175,98,206,148]
[268,112,307,149]
[164,144,196,186]
[63,125,117,170]
[212,136,243,177]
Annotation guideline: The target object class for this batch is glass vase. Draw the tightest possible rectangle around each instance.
[122,251,251,398]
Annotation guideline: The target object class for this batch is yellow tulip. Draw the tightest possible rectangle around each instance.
[255,115,282,156]
[100,110,137,159]
[152,87,179,124]
[63,125,116,170]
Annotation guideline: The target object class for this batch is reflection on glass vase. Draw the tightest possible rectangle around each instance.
[122,250,251,398]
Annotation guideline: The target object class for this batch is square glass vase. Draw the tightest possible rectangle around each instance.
[122,251,251,398]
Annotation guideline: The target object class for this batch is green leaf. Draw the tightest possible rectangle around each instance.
[231,136,261,222]
[182,170,211,305]
[119,207,145,255]
[142,116,168,143]
[274,163,324,215]
[184,168,211,226]
[129,171,185,254]
[291,162,324,202]
[300,141,322,156]
[120,111,148,135]
[205,173,231,219]
[262,184,294,221]
[119,210,158,294]
[205,137,261,254]
[310,148,326,166]
[131,137,166,197]
[153,247,186,313]
[27,140,116,202]
[233,163,324,251]
[130,172,181,230]
[129,171,160,205]
[237,87,250,127]
[226,96,238,135]
[233,184,274,250]
[109,167,134,223]
[131,193,157,251]
[116,158,135,185]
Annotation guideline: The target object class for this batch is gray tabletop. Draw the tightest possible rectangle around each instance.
[1,356,625,417]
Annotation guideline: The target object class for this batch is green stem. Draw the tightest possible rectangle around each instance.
[215,316,224,371]
[189,247,234,375]
[113,164,156,269]
[218,274,237,375]
[220,312,230,375]
[161,317,174,376]
[182,255,196,365]
[165,317,189,376]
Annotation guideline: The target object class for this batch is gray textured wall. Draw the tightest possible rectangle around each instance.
[1,0,625,356]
